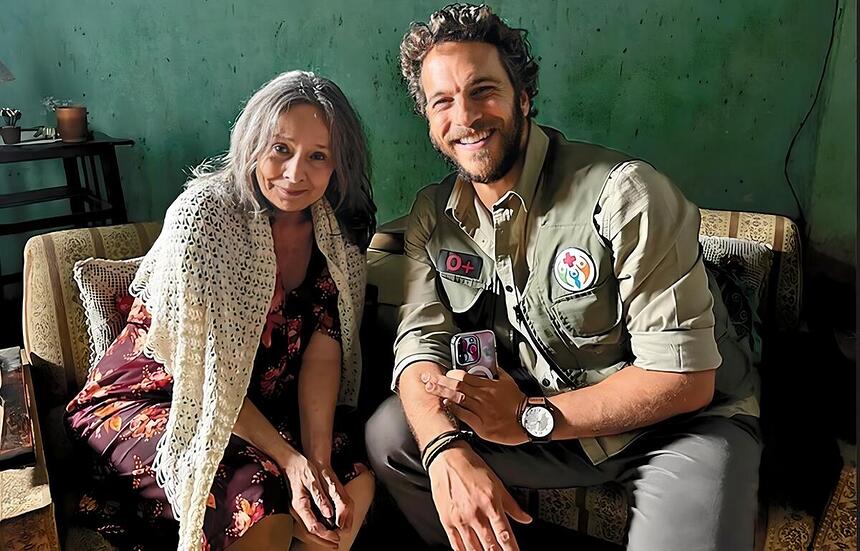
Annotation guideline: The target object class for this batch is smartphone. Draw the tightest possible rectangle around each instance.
[450,330,498,379]
[310,500,338,531]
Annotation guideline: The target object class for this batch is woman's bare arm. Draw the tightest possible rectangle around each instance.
[298,331,342,464]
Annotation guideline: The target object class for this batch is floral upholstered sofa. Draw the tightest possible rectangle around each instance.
[18,209,855,550]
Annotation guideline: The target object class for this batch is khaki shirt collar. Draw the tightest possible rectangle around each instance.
[445,121,549,234]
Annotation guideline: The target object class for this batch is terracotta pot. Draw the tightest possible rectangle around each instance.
[0,126,21,144]
[56,106,88,143]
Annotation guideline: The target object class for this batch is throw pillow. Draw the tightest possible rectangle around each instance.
[699,235,774,363]
[73,257,142,372]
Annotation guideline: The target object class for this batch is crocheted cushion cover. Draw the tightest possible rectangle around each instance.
[700,235,775,362]
[700,235,774,302]
[73,257,142,371]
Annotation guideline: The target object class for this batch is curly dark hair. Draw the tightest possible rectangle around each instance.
[399,3,540,118]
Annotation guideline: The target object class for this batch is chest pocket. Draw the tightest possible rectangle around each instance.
[436,272,488,313]
[547,275,624,348]
[529,221,623,349]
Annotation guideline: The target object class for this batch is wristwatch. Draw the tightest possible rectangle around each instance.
[519,396,555,443]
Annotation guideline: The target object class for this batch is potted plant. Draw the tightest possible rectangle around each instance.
[0,108,21,144]
[43,96,88,143]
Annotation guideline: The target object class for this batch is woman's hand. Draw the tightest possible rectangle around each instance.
[279,450,341,548]
[315,460,354,534]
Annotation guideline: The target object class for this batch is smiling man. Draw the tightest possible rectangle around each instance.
[365,4,761,551]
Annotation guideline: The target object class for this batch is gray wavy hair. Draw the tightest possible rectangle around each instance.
[193,70,376,250]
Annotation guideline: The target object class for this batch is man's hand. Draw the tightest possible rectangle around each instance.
[428,443,532,551]
[421,368,528,446]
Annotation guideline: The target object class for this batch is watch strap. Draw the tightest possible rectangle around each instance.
[527,396,547,408]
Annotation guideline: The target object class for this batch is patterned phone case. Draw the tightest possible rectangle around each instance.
[450,330,498,379]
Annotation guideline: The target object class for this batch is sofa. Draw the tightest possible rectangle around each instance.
[366,208,856,551]
[18,209,855,550]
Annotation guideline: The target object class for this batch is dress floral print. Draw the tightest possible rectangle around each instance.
[65,247,368,550]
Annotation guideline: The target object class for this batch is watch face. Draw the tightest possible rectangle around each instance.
[522,406,554,438]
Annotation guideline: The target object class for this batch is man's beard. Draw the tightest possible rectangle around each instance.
[430,102,525,185]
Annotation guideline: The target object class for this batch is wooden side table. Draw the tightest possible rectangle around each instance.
[0,349,60,550]
[0,132,133,288]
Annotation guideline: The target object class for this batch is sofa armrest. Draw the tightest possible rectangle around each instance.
[699,209,802,332]
[22,222,162,401]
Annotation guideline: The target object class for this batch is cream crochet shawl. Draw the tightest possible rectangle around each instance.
[129,179,366,550]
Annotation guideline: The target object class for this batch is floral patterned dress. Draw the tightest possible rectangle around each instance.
[65,247,368,551]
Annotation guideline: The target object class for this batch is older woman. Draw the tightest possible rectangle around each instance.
[65,71,377,551]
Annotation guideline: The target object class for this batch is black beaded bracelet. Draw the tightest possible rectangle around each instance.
[421,429,467,472]
[422,433,463,471]
[423,430,461,453]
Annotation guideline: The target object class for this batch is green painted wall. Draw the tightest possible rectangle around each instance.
[806,0,856,274]
[0,1,853,277]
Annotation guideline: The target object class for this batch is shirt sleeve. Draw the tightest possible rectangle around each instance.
[596,161,721,372]
[391,187,460,391]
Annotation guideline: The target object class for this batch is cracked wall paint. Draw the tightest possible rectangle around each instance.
[0,0,853,273]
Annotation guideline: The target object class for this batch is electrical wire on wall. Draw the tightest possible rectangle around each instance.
[783,0,842,232]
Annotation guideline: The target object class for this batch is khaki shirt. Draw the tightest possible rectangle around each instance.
[394,122,758,463]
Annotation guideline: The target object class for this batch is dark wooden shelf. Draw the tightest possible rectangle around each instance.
[0,186,110,210]
[0,272,20,286]
[0,132,134,164]
[0,134,132,282]
[0,209,117,236]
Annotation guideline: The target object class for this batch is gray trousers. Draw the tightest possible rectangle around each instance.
[366,396,762,551]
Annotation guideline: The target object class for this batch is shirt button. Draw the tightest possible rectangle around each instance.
[505,285,513,292]
[542,378,551,387]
